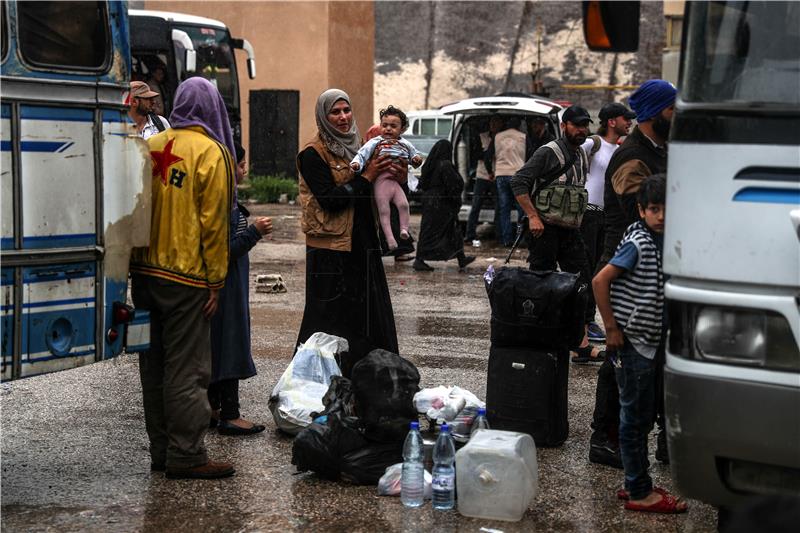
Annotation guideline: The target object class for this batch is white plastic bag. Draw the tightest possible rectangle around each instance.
[268,332,348,435]
[377,462,433,499]
[414,386,486,421]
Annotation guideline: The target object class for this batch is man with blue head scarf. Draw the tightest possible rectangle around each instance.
[130,77,236,480]
[587,79,676,472]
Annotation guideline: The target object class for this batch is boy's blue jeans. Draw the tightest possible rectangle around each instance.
[612,338,657,500]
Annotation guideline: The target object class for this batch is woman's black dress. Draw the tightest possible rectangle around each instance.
[416,159,465,261]
[295,147,399,375]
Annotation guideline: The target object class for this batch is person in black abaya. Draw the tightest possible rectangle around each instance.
[414,140,476,272]
[295,89,400,376]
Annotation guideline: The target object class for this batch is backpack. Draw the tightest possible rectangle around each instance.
[148,112,166,133]
[350,349,420,443]
[532,142,589,229]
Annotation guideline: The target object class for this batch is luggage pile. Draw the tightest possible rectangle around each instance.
[484,222,587,447]
[290,348,421,485]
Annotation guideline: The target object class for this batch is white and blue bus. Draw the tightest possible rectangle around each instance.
[584,0,800,509]
[1,1,151,380]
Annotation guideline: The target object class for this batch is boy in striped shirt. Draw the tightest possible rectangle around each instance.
[592,174,687,513]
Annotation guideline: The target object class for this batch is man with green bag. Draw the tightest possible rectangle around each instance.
[511,105,598,358]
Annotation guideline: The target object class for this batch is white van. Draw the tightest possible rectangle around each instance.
[439,96,563,227]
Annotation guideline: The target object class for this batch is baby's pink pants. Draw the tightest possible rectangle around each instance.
[374,174,410,249]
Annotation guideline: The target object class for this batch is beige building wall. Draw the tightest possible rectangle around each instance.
[144,1,374,160]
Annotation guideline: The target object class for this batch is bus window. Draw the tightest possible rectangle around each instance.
[1,2,8,62]
[683,1,800,106]
[174,24,239,110]
[17,1,109,71]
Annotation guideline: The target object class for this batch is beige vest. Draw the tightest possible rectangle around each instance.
[297,136,355,251]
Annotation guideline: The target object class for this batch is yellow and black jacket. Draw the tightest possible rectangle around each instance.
[131,126,233,289]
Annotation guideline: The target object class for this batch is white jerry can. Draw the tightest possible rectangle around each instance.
[455,429,538,521]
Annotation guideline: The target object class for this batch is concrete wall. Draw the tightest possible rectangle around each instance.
[375,0,665,119]
[144,1,374,165]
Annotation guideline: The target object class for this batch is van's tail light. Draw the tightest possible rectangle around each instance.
[113,302,134,325]
[668,301,799,371]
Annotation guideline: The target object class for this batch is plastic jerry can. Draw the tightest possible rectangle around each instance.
[455,429,538,521]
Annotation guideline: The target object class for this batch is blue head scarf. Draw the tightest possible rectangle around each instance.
[169,77,235,164]
[629,79,677,122]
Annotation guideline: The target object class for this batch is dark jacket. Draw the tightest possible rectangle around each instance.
[602,126,667,261]
[210,204,263,382]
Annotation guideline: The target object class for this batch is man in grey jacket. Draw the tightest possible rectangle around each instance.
[511,105,597,354]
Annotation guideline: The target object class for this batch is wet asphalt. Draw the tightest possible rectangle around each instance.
[1,203,717,532]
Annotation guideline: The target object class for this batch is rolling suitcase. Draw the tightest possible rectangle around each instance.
[483,217,575,447]
[485,345,569,447]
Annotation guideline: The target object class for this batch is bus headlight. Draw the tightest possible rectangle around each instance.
[693,306,799,371]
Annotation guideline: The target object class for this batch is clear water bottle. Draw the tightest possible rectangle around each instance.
[432,422,456,510]
[470,407,490,439]
[401,421,425,508]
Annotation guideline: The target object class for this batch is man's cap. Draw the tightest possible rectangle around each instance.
[130,81,159,99]
[628,79,677,122]
[561,105,593,125]
[599,102,636,122]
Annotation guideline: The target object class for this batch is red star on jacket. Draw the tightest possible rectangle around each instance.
[151,138,184,185]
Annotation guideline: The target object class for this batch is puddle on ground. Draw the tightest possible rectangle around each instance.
[400,315,488,339]
[408,353,487,371]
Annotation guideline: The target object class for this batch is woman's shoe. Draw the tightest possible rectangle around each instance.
[217,419,266,436]
[413,260,434,272]
[458,255,476,269]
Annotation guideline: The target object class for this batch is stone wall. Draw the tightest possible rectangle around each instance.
[374,0,664,120]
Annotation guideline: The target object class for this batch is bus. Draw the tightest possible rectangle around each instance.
[129,9,256,144]
[1,1,151,380]
[584,0,800,509]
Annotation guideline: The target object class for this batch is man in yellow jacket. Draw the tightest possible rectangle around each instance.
[130,78,235,480]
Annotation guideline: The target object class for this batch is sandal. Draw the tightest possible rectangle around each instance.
[617,486,668,501]
[624,490,688,514]
[570,346,606,364]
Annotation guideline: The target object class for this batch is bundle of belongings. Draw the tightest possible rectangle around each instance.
[291,348,421,485]
[268,332,349,435]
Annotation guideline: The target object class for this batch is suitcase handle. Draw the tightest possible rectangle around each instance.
[504,216,529,265]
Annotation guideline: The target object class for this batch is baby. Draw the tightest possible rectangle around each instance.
[350,106,423,250]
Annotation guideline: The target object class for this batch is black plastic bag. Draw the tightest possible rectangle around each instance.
[487,268,587,349]
[340,442,404,485]
[312,375,356,420]
[291,413,367,481]
[350,349,421,443]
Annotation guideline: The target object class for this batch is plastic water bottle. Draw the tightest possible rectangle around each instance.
[432,422,456,510]
[401,421,425,508]
[470,407,490,439]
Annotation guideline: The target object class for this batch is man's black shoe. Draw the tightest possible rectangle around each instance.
[656,430,670,464]
[589,440,623,469]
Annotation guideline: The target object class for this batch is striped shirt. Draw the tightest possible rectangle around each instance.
[609,220,664,356]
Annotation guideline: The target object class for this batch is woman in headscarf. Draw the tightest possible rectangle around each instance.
[295,89,401,376]
[413,140,475,272]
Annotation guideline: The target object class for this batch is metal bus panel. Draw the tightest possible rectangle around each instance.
[1,268,13,381]
[21,263,97,378]
[100,110,151,359]
[20,106,97,249]
[663,143,800,289]
[1,104,12,250]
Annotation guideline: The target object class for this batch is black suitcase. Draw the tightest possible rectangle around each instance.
[485,345,569,447]
[487,268,586,349]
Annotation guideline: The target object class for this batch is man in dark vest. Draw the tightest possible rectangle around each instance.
[589,79,677,469]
